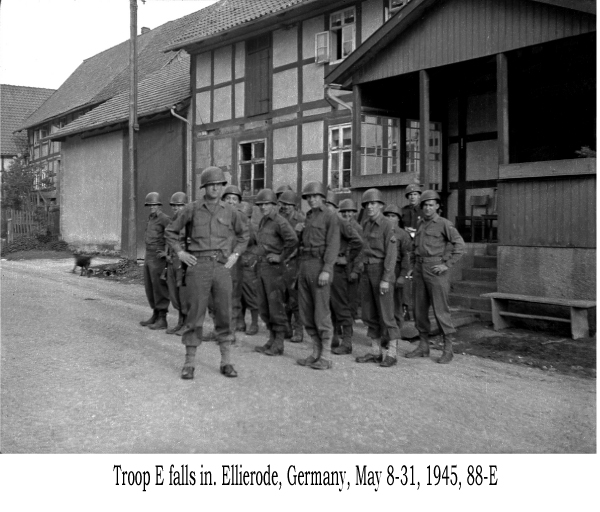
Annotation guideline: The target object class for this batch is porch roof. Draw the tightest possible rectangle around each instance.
[326,0,596,89]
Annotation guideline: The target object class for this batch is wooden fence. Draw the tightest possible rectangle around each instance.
[3,207,60,243]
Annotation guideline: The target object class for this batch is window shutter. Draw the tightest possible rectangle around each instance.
[341,25,355,58]
[315,31,330,64]
[245,35,271,117]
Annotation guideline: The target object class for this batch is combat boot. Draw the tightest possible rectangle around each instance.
[437,335,454,364]
[235,315,246,332]
[311,338,332,370]
[167,311,185,334]
[290,320,304,343]
[140,309,158,326]
[333,325,353,355]
[356,338,383,363]
[246,310,259,336]
[380,339,398,367]
[181,346,196,380]
[255,331,275,353]
[297,335,321,366]
[331,325,340,350]
[175,316,187,336]
[149,311,168,330]
[264,331,285,356]
[405,333,430,358]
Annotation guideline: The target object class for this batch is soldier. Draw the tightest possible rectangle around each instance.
[237,201,260,336]
[277,190,305,343]
[139,192,171,330]
[339,199,363,320]
[355,188,402,368]
[406,190,465,364]
[165,166,248,380]
[253,189,298,356]
[165,192,189,335]
[383,204,413,333]
[296,181,340,370]
[401,184,422,321]
[222,185,244,332]
[275,184,293,200]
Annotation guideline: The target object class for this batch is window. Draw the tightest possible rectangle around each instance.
[239,140,266,197]
[386,0,410,20]
[315,7,356,64]
[245,34,271,117]
[328,124,352,190]
[406,119,442,187]
[360,115,401,175]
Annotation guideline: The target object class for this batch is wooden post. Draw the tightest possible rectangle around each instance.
[352,84,362,179]
[128,0,138,261]
[497,53,509,165]
[419,70,430,189]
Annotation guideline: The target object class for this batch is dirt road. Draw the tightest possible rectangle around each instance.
[1,258,595,453]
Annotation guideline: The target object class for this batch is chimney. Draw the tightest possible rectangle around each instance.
[141,27,151,35]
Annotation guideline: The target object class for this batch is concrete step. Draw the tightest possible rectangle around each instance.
[486,244,498,256]
[449,293,492,311]
[451,280,497,295]
[453,308,493,324]
[473,255,497,269]
[462,267,497,282]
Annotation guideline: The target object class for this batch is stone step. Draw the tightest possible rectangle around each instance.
[449,293,492,311]
[473,255,497,269]
[486,243,498,256]
[451,280,497,295]
[462,267,498,282]
[454,308,493,324]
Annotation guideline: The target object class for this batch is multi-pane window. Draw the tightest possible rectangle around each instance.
[406,119,442,187]
[315,7,356,64]
[360,115,401,175]
[386,0,410,19]
[239,140,266,197]
[328,124,352,190]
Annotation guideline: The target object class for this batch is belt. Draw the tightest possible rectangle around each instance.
[416,256,443,263]
[189,250,222,261]
[364,258,384,266]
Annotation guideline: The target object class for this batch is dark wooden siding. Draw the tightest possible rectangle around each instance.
[498,174,596,248]
[245,34,271,117]
[356,0,596,83]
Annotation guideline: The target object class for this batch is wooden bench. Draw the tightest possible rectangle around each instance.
[481,292,596,340]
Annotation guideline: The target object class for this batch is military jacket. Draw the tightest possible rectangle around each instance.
[414,213,465,268]
[394,225,413,276]
[256,210,298,261]
[338,217,364,274]
[401,204,423,230]
[145,210,171,246]
[300,205,340,275]
[359,213,397,283]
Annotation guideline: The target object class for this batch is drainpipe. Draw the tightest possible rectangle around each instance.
[171,106,193,199]
[324,83,352,112]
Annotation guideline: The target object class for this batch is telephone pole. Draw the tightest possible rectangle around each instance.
[128,0,139,260]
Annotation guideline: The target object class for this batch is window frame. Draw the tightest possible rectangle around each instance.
[314,6,356,64]
[328,123,352,191]
[238,139,267,198]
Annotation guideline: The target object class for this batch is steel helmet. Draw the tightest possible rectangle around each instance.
[275,184,293,197]
[301,181,327,199]
[238,201,254,218]
[420,190,441,204]
[325,190,339,208]
[338,198,357,212]
[383,204,401,218]
[405,183,422,198]
[222,184,242,201]
[255,188,278,205]
[144,192,162,206]
[278,190,298,205]
[200,166,227,188]
[169,191,187,205]
[361,188,385,206]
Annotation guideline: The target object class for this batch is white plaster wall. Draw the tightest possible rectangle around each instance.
[273,26,298,67]
[302,15,324,59]
[302,120,323,154]
[273,163,298,192]
[196,52,212,89]
[235,82,245,119]
[61,132,122,249]
[362,0,384,41]
[213,138,233,174]
[214,45,232,84]
[273,125,297,160]
[303,63,324,102]
[196,91,211,124]
[235,42,245,78]
[273,69,299,109]
[213,85,232,122]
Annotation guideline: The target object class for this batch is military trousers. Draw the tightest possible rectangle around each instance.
[330,265,353,327]
[257,261,288,332]
[393,262,404,330]
[166,262,188,314]
[143,246,170,312]
[231,259,243,325]
[180,258,234,347]
[298,258,333,342]
[361,262,401,341]
[241,264,259,312]
[348,274,361,319]
[283,258,301,329]
[413,261,455,336]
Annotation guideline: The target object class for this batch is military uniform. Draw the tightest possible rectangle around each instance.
[240,220,260,334]
[347,218,364,320]
[392,225,413,331]
[401,203,422,231]
[165,209,188,334]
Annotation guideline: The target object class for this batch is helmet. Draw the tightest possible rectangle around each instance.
[200,166,227,188]
[301,181,327,199]
[338,198,357,212]
[255,188,278,205]
[238,201,254,218]
[325,190,338,208]
[144,192,162,206]
[420,190,441,204]
[169,191,187,205]
[383,204,401,218]
[361,188,385,206]
[405,183,422,198]
[275,184,293,197]
[278,190,298,205]
[222,184,242,201]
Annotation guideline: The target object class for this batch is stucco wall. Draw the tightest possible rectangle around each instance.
[61,132,123,250]
[497,246,596,301]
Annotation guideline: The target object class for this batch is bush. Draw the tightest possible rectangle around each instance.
[0,234,69,256]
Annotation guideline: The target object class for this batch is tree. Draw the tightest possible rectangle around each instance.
[0,155,51,210]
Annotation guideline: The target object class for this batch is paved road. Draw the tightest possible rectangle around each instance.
[1,258,595,453]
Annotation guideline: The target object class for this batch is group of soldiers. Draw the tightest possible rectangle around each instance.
[140,166,465,380]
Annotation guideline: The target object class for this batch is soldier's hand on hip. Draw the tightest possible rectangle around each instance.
[396,276,405,286]
[432,264,448,275]
[266,253,281,263]
[379,280,390,295]
[224,253,239,269]
[178,251,197,267]
[318,271,330,287]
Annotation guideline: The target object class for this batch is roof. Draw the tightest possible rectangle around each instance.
[1,84,55,156]
[164,0,319,51]
[49,52,190,140]
[18,10,203,132]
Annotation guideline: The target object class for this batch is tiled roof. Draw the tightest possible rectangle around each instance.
[49,52,190,140]
[18,10,201,131]
[165,0,318,50]
[1,84,55,156]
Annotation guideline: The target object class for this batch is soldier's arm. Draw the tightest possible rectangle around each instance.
[443,222,466,268]
[321,212,340,275]
[344,221,363,266]
[382,222,397,283]
[279,217,299,262]
[399,230,413,275]
[232,208,249,256]
[165,205,191,254]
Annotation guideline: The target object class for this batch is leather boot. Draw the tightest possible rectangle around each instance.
[181,346,196,380]
[140,309,158,326]
[167,311,185,334]
[264,330,285,356]
[235,314,246,332]
[175,316,187,336]
[149,310,168,330]
[290,323,304,343]
[437,335,454,364]
[333,325,353,355]
[297,335,321,366]
[356,338,383,363]
[255,331,274,353]
[311,337,332,370]
[331,324,340,349]
[380,339,398,367]
[405,333,430,358]
[246,310,259,336]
